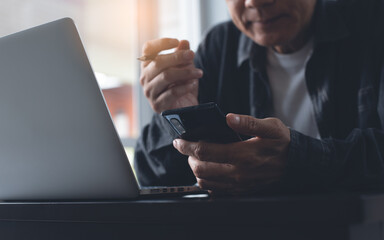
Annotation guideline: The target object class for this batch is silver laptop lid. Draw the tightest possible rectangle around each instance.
[0,18,139,200]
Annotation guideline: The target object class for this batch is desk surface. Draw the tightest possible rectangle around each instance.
[1,193,383,225]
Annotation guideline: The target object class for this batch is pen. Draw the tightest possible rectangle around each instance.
[137,54,157,62]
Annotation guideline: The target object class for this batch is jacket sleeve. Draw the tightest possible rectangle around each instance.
[282,128,384,193]
[134,113,196,186]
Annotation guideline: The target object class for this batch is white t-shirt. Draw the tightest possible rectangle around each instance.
[266,39,321,139]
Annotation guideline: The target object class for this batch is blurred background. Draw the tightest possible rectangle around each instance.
[0,0,229,166]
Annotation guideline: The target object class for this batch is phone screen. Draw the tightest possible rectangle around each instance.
[161,102,241,144]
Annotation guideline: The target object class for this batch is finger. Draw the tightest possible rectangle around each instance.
[142,50,195,84]
[175,40,191,68]
[142,38,179,56]
[204,178,278,195]
[197,176,278,194]
[144,66,202,100]
[228,152,284,181]
[188,156,235,182]
[151,83,198,113]
[173,139,238,164]
[226,114,286,139]
[195,178,235,192]
[177,40,190,51]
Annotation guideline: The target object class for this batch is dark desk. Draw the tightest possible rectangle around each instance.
[1,193,384,240]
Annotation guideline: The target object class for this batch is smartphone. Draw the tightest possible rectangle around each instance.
[161,102,242,144]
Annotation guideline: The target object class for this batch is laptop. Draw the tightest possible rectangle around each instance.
[0,18,203,201]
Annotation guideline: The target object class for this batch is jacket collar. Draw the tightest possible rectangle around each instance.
[237,0,350,69]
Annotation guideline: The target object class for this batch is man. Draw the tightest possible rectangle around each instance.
[135,0,384,194]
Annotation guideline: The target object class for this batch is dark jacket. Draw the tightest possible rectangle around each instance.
[134,0,384,192]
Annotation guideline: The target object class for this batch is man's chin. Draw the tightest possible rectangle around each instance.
[251,34,287,48]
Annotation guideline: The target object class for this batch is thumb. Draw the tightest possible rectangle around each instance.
[176,40,194,69]
[176,40,190,51]
[226,113,284,139]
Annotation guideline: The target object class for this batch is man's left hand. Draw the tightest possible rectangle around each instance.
[173,113,291,194]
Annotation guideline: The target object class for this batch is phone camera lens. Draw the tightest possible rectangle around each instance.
[170,118,186,135]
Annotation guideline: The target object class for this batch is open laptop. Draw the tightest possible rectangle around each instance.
[0,18,203,201]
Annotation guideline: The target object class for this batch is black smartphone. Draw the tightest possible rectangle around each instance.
[161,102,242,144]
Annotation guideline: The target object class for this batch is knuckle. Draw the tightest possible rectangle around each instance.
[270,117,282,126]
[192,165,203,178]
[196,178,208,189]
[247,117,258,130]
[194,143,206,160]
[161,70,171,82]
[178,141,187,154]
[143,87,151,99]
[168,87,178,97]
[142,42,151,53]
[152,60,162,69]
[266,117,281,126]
[267,117,288,135]
[139,75,146,86]
[151,101,161,113]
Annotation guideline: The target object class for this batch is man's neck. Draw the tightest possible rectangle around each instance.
[273,26,313,54]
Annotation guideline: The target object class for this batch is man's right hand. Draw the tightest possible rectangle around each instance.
[140,38,203,113]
